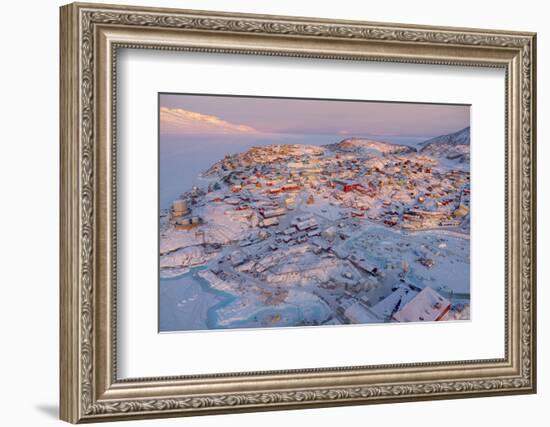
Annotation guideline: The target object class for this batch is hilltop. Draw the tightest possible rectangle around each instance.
[326,137,416,156]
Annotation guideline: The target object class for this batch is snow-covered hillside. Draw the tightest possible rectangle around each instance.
[420,127,470,162]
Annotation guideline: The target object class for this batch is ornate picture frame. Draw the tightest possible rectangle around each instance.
[60,2,536,423]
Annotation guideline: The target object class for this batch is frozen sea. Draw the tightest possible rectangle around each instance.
[159,266,234,332]
[160,268,333,332]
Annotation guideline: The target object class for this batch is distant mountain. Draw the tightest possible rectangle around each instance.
[419,127,470,162]
[327,137,416,156]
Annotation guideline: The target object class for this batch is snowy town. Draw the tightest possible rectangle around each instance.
[159,127,471,331]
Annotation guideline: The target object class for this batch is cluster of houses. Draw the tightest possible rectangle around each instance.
[171,143,470,245]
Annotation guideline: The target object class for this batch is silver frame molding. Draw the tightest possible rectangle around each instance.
[60,2,537,423]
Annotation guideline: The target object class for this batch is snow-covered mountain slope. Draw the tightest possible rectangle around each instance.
[419,127,470,162]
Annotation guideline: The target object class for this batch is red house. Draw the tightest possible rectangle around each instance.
[343,183,362,192]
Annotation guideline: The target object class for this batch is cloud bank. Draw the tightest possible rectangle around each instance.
[160,107,260,135]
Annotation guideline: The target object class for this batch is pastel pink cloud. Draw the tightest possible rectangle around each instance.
[160,107,260,135]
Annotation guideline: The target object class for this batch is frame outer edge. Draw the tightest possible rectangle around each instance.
[60,3,81,424]
[60,2,537,422]
[528,33,536,393]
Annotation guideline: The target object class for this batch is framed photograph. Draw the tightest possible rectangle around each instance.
[60,2,537,423]
[158,93,472,332]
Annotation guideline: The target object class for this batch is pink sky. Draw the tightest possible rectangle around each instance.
[160,93,469,138]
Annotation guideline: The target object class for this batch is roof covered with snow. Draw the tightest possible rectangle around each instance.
[392,287,451,322]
